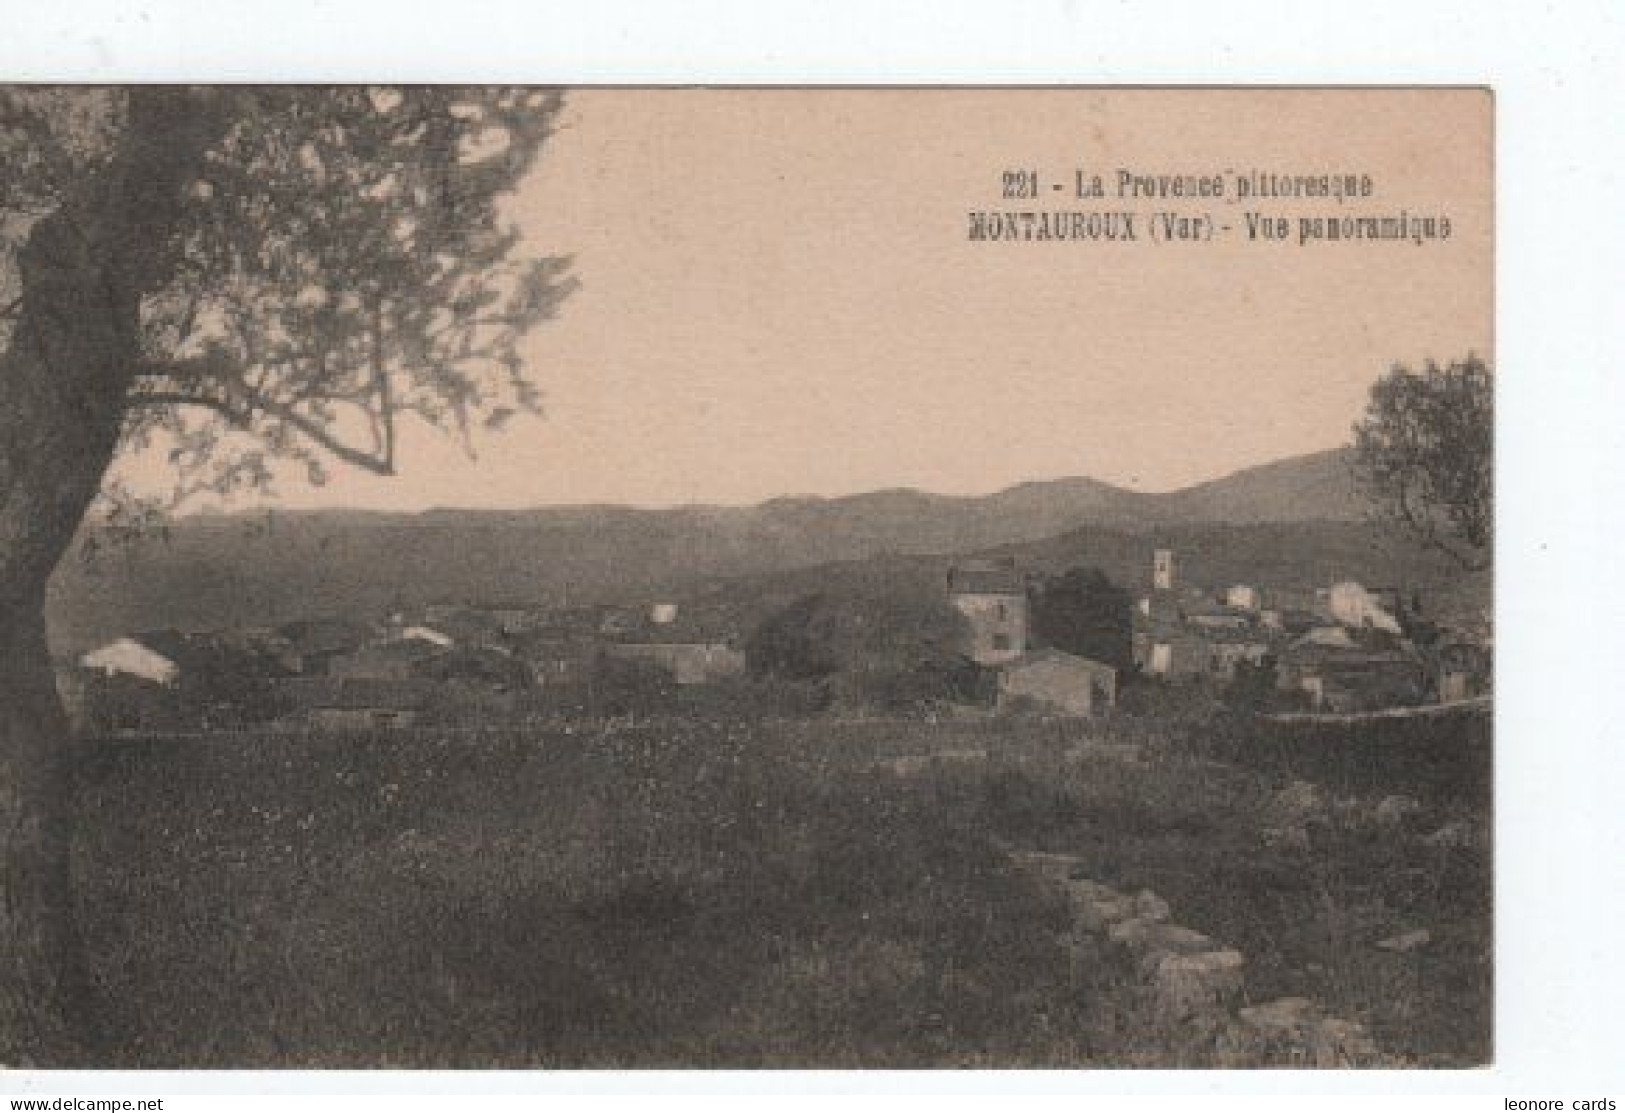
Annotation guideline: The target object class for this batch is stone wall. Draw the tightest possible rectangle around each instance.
[1005,846,1382,1067]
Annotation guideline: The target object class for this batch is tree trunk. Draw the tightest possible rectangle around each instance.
[0,88,230,1062]
[0,597,99,1064]
[0,210,141,1063]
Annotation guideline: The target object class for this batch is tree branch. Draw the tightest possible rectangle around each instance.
[127,390,234,416]
[129,376,396,476]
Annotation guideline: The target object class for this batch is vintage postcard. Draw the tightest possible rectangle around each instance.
[0,87,1491,1069]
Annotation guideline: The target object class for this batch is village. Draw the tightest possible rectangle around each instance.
[59,545,1492,735]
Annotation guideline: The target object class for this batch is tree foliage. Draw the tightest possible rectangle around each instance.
[0,86,574,510]
[745,594,839,682]
[1029,566,1133,670]
[0,86,573,1059]
[1351,356,1492,571]
[745,581,973,690]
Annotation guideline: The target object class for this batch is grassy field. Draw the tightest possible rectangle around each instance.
[68,711,1490,1068]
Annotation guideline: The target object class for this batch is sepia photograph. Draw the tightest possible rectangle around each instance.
[0,86,1493,1070]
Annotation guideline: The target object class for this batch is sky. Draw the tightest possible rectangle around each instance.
[129,88,1492,511]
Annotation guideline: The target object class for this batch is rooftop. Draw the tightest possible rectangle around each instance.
[947,560,1024,596]
[276,677,431,711]
[1012,648,1118,675]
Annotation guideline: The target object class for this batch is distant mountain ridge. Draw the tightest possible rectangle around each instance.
[47,447,1369,653]
[188,446,1363,536]
[1150,449,1369,524]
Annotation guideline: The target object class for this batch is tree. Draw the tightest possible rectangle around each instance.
[744,578,975,708]
[1352,356,1493,572]
[1029,566,1133,670]
[0,87,573,1059]
[744,593,839,682]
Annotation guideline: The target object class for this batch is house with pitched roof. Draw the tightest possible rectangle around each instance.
[997,649,1117,717]
[1277,627,1427,712]
[946,558,1028,666]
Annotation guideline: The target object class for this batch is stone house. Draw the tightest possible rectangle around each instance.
[1224,584,1260,611]
[75,630,289,731]
[1433,635,1492,702]
[1325,581,1404,635]
[1131,614,1212,680]
[997,649,1118,717]
[332,636,521,681]
[593,599,749,687]
[1152,548,1176,592]
[277,677,428,730]
[946,558,1028,666]
[602,642,746,686]
[1202,627,1276,681]
[79,636,181,686]
[1276,631,1427,713]
[1184,604,1254,632]
[330,638,448,681]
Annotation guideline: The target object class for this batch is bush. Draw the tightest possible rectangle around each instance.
[745,585,976,714]
[592,653,678,717]
[1029,566,1134,670]
[1221,659,1280,713]
[1205,703,1491,808]
[832,658,993,716]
